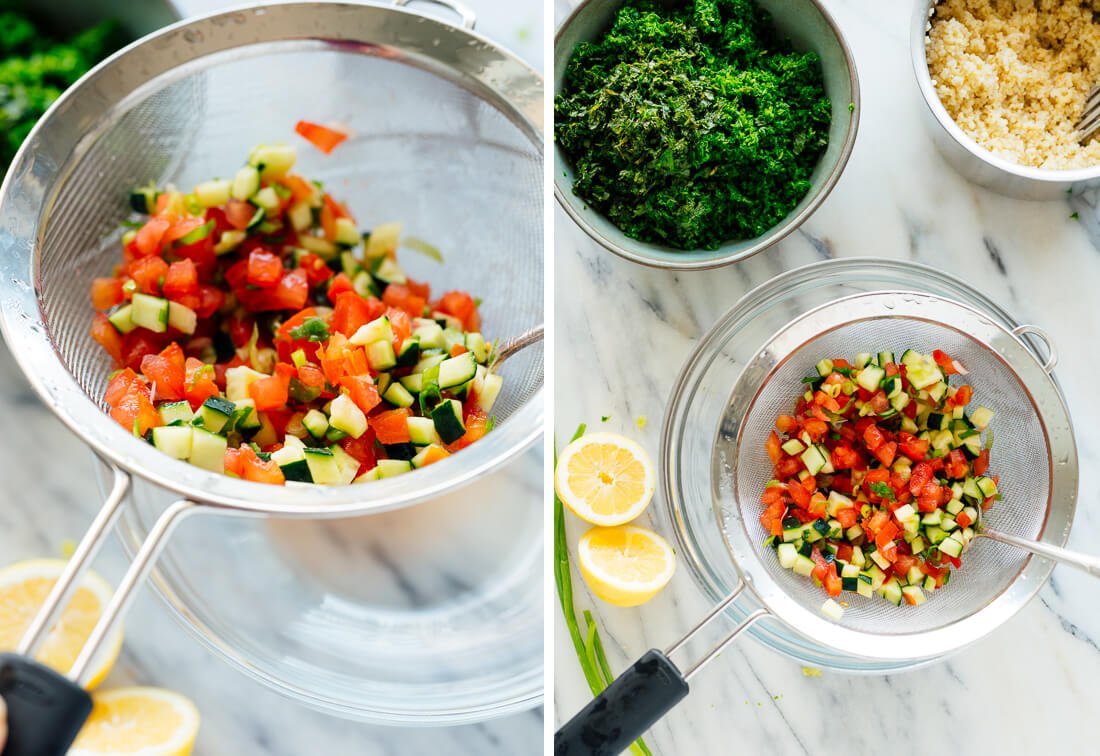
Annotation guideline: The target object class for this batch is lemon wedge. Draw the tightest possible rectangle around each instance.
[578,525,676,607]
[70,687,200,756]
[0,559,122,689]
[555,433,655,526]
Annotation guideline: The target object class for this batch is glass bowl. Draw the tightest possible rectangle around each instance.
[102,446,544,725]
[655,257,1058,673]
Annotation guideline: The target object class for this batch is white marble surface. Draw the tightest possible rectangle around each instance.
[0,0,543,754]
[554,0,1100,753]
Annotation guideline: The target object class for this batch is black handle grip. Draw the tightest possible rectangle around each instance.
[0,653,92,756]
[555,649,689,756]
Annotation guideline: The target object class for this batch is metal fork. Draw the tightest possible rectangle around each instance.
[1077,85,1100,143]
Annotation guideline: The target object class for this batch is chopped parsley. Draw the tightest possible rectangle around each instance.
[555,0,831,250]
[869,481,896,501]
[288,317,330,342]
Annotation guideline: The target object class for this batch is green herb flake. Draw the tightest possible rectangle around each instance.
[555,0,831,250]
[288,316,330,342]
[869,481,896,501]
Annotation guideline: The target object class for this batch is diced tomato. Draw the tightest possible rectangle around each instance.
[239,268,309,312]
[184,357,219,408]
[836,507,858,529]
[909,461,934,497]
[134,218,170,256]
[295,120,349,154]
[383,284,427,318]
[338,375,382,414]
[446,409,490,452]
[788,479,811,508]
[953,384,972,407]
[247,250,284,288]
[802,418,828,442]
[276,174,317,205]
[862,424,885,451]
[897,432,929,461]
[973,449,991,476]
[944,449,969,479]
[435,290,479,330]
[225,199,255,230]
[223,447,243,477]
[872,440,897,467]
[104,368,148,406]
[162,258,199,301]
[109,389,161,436]
[370,408,412,444]
[90,313,124,365]
[330,292,385,337]
[327,272,355,300]
[933,349,962,375]
[249,363,295,411]
[129,255,169,295]
[91,278,124,310]
[297,252,333,287]
[766,431,783,464]
[163,217,206,246]
[195,285,225,319]
[807,491,827,517]
[140,342,186,402]
[956,511,973,528]
[775,456,802,479]
[776,415,799,435]
[340,431,378,475]
[296,363,326,390]
[239,445,285,485]
[823,566,842,597]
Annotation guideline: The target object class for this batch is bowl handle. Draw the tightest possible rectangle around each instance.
[393,0,476,29]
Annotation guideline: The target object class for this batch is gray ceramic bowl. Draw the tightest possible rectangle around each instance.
[912,0,1100,199]
[554,0,860,270]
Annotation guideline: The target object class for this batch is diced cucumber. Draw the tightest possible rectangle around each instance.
[367,340,397,371]
[354,466,382,483]
[330,445,361,485]
[303,448,341,485]
[465,333,489,363]
[976,476,998,498]
[856,574,874,598]
[399,373,423,394]
[792,554,815,577]
[431,398,466,444]
[939,534,965,558]
[412,319,445,349]
[381,382,414,409]
[781,439,805,455]
[108,304,136,334]
[152,425,192,459]
[224,365,268,402]
[287,201,312,231]
[131,293,169,333]
[194,396,235,434]
[414,353,447,374]
[815,358,834,377]
[406,416,439,446]
[439,352,476,389]
[877,351,895,367]
[231,165,260,200]
[302,409,329,438]
[777,542,798,569]
[901,585,927,605]
[880,578,904,606]
[349,315,393,346]
[270,439,305,466]
[328,394,367,439]
[800,444,828,476]
[194,178,231,208]
[820,599,844,621]
[377,459,412,478]
[854,353,873,369]
[474,372,503,413]
[232,398,261,430]
[279,459,312,483]
[298,234,338,260]
[364,221,401,259]
[411,444,446,468]
[248,143,297,178]
[334,218,360,246]
[395,337,421,368]
[215,230,247,255]
[158,400,193,426]
[189,428,226,473]
[856,365,885,392]
[167,301,197,335]
[970,406,995,430]
[373,257,406,285]
[252,186,280,212]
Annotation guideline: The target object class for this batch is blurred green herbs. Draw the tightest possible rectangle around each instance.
[555,0,831,250]
[0,10,122,170]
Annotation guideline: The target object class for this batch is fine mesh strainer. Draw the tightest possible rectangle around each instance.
[557,290,1087,756]
[0,2,542,752]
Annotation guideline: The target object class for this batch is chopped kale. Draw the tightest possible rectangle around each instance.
[555,0,831,250]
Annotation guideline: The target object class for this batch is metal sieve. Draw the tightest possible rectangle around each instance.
[557,290,1087,755]
[0,2,542,752]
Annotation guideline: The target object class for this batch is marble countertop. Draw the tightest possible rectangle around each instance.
[553,0,1100,752]
[0,1,543,754]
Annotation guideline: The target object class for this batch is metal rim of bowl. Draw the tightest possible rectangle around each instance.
[910,0,1100,185]
[553,0,861,270]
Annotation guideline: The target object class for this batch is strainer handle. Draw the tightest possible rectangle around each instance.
[981,529,1100,579]
[393,0,476,29]
[1011,325,1057,373]
[554,649,688,756]
[0,653,91,756]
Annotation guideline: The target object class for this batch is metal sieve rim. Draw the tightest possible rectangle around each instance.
[0,2,544,518]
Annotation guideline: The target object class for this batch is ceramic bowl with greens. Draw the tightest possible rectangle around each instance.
[554,0,860,270]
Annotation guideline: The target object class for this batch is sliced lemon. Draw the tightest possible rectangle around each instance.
[555,433,655,526]
[0,559,122,689]
[578,525,676,607]
[70,687,200,756]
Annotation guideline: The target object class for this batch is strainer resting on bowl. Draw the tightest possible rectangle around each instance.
[557,286,1096,755]
[0,2,542,752]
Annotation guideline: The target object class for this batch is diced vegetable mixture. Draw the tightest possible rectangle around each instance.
[90,142,501,485]
[760,349,999,611]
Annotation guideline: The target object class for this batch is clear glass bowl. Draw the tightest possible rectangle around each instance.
[655,257,1055,673]
[101,446,543,725]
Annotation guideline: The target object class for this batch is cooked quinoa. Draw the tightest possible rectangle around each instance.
[926,0,1100,170]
